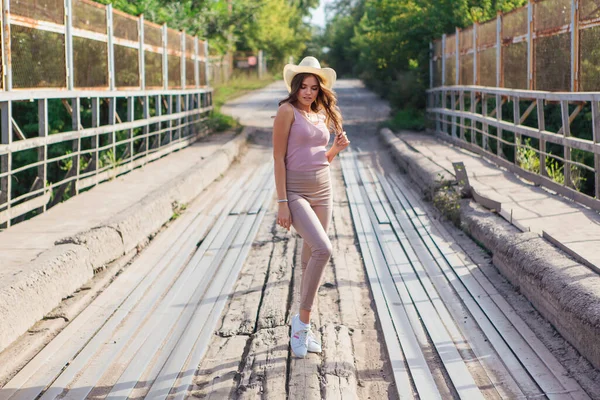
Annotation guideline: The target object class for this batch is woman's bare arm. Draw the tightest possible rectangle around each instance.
[273,103,294,229]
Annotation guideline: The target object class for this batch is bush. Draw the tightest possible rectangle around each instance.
[382,108,426,132]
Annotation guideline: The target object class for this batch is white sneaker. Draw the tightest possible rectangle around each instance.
[307,329,322,353]
[290,314,309,358]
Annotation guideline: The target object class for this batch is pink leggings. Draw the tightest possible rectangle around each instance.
[287,167,333,311]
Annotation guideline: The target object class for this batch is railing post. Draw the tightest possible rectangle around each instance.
[2,0,12,90]
[194,36,200,89]
[527,0,534,90]
[65,0,74,90]
[139,15,145,90]
[571,0,579,91]
[561,100,572,187]
[451,90,457,137]
[459,90,465,140]
[155,95,162,146]
[127,96,134,161]
[107,4,115,91]
[143,95,149,160]
[1,101,12,227]
[38,99,48,212]
[513,96,521,163]
[496,11,503,157]
[455,27,460,85]
[482,93,488,150]
[496,11,502,87]
[162,24,168,90]
[181,31,186,90]
[592,101,600,199]
[72,97,80,195]
[537,98,547,177]
[91,98,100,181]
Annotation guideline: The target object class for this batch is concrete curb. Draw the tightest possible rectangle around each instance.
[0,128,250,354]
[380,127,600,371]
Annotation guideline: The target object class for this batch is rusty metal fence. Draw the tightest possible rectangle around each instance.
[427,0,600,212]
[0,0,214,228]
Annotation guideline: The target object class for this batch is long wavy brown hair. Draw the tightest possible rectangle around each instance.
[279,73,343,134]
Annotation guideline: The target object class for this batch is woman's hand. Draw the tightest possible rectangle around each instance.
[332,131,350,153]
[277,203,292,231]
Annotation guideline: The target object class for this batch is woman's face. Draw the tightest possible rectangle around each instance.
[296,75,319,108]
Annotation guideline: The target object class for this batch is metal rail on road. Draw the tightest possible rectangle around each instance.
[1,162,274,400]
[340,148,589,399]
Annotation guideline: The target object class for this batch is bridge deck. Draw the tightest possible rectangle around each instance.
[0,80,598,399]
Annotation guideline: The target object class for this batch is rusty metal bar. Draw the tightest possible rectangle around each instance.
[527,0,534,90]
[473,23,478,85]
[181,31,186,90]
[496,12,502,87]
[65,0,74,90]
[571,0,579,91]
[3,0,12,91]
[195,37,200,89]
[139,15,146,90]
[107,4,115,91]
[163,24,168,90]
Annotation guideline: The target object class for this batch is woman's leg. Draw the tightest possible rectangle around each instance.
[289,199,333,322]
[299,204,332,311]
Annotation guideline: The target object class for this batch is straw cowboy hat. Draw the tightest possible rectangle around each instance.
[283,56,337,93]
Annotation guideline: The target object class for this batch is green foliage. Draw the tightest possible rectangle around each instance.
[321,0,528,110]
[381,108,425,132]
[517,138,587,191]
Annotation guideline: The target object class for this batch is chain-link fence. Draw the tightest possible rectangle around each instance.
[431,0,600,91]
[428,0,600,214]
[0,0,215,229]
[5,0,209,90]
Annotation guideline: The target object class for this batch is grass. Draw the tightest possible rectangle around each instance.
[381,108,426,132]
[208,72,278,132]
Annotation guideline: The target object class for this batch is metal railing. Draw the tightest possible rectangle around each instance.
[427,0,600,212]
[0,0,214,228]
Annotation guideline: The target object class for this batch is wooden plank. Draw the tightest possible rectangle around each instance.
[102,174,260,399]
[217,203,276,336]
[146,213,256,399]
[2,172,239,400]
[355,159,389,224]
[350,155,484,400]
[237,326,289,400]
[322,324,359,400]
[386,171,587,399]
[187,335,249,399]
[340,152,428,400]
[171,182,275,399]
[230,163,268,215]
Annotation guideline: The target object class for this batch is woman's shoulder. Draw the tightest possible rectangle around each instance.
[278,102,295,113]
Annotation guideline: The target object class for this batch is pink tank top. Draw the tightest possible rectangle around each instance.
[285,106,331,171]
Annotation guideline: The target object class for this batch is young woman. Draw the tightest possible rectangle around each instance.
[272,56,350,358]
